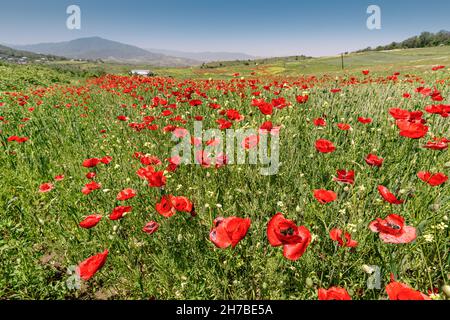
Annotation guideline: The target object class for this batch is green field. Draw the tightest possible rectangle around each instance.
[0,47,449,300]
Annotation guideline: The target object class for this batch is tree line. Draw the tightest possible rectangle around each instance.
[357,30,450,52]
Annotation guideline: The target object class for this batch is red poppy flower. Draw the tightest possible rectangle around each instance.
[362,70,370,75]
[329,229,358,248]
[396,120,428,139]
[417,172,448,186]
[156,196,176,218]
[315,139,336,153]
[259,121,273,132]
[369,214,416,244]
[267,213,311,261]
[206,138,221,147]
[171,196,194,213]
[431,65,445,71]
[422,138,448,150]
[424,104,450,118]
[7,136,29,143]
[386,281,431,300]
[296,95,309,104]
[216,118,233,130]
[116,188,137,201]
[117,115,129,121]
[333,170,355,185]
[259,121,280,135]
[100,156,112,165]
[226,109,244,121]
[82,158,101,168]
[39,182,54,193]
[209,217,251,248]
[337,123,351,131]
[213,152,228,170]
[313,118,326,127]
[358,117,372,124]
[318,287,352,300]
[86,172,96,180]
[140,155,162,166]
[242,135,260,150]
[109,206,132,220]
[195,150,212,168]
[143,221,160,235]
[430,90,443,102]
[251,98,265,107]
[189,136,202,147]
[166,156,181,172]
[54,175,65,181]
[258,102,274,115]
[330,89,341,93]
[136,165,155,180]
[189,99,202,107]
[79,214,102,229]
[416,86,431,96]
[365,154,383,167]
[81,181,101,195]
[377,185,404,205]
[389,108,423,121]
[313,189,337,204]
[77,249,109,281]
[147,171,166,188]
[161,110,173,117]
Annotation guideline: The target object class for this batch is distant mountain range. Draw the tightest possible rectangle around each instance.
[11,37,199,67]
[145,48,257,63]
[9,37,256,66]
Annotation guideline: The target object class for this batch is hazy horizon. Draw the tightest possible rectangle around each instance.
[1,0,450,57]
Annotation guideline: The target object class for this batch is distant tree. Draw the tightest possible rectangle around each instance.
[354,30,450,52]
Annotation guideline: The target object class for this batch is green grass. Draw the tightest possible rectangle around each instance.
[0,50,449,300]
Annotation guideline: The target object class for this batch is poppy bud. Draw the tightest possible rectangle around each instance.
[442,285,450,298]
[305,277,314,288]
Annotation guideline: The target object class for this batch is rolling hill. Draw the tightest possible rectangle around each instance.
[0,44,64,62]
[12,37,200,67]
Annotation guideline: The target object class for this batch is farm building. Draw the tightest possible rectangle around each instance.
[130,70,154,77]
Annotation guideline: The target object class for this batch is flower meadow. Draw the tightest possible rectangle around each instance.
[0,67,449,300]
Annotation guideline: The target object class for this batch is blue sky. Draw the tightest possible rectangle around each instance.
[1,0,449,56]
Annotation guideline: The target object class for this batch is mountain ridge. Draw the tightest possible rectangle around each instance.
[12,37,200,67]
[145,48,258,63]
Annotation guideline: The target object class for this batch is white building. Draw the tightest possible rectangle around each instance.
[130,70,154,77]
